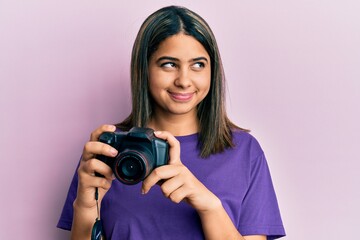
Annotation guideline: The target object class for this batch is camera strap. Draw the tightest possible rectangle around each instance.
[91,187,103,240]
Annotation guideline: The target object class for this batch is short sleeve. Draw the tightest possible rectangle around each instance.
[238,153,286,239]
[57,167,78,231]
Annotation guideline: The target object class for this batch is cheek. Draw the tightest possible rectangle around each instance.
[148,75,170,101]
[199,77,211,100]
[148,76,164,92]
[148,81,160,98]
[148,67,168,85]
[148,70,161,91]
[196,73,211,93]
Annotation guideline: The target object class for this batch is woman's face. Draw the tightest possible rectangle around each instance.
[148,33,211,119]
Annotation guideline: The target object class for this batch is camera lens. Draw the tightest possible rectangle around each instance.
[115,153,146,184]
[120,157,143,178]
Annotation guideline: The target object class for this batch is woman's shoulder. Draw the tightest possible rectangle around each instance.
[231,129,264,157]
[231,128,258,142]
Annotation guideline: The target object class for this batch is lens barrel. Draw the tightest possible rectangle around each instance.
[114,149,152,184]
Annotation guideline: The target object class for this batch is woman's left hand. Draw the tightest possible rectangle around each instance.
[141,131,221,213]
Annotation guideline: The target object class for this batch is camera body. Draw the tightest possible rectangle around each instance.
[97,127,169,185]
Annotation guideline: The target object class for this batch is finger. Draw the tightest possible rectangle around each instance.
[142,165,181,194]
[82,141,118,161]
[160,174,184,198]
[79,171,113,190]
[79,158,114,180]
[168,187,188,204]
[90,124,116,141]
[153,131,181,164]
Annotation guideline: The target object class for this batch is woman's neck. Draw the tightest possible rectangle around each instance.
[147,112,199,136]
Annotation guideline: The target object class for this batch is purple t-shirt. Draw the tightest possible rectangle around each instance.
[57,131,285,239]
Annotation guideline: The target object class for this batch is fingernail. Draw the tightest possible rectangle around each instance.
[141,189,146,195]
[109,148,118,156]
[154,131,161,135]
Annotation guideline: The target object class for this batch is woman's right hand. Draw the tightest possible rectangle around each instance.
[74,124,118,210]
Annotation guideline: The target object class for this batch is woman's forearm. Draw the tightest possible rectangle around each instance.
[71,199,98,240]
[198,199,244,240]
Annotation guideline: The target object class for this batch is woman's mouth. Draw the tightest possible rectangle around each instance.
[168,92,194,102]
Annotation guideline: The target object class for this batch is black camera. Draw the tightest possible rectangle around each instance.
[97,127,169,185]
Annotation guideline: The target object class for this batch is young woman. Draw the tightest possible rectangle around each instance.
[58,6,285,240]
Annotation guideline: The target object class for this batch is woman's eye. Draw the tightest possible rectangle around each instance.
[161,62,176,68]
[192,62,205,69]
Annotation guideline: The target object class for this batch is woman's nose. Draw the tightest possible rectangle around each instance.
[174,68,191,88]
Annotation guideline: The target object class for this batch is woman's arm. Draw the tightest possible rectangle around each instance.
[142,131,266,240]
[70,125,117,239]
[71,201,98,240]
[198,201,266,240]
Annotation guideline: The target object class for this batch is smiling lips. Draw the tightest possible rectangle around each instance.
[168,91,195,102]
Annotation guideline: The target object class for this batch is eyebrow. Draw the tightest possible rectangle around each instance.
[156,56,209,63]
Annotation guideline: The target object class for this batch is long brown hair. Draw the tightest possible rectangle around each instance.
[117,6,247,157]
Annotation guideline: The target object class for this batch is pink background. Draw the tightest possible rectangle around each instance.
[1,1,359,239]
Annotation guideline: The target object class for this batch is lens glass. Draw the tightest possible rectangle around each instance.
[116,155,144,183]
